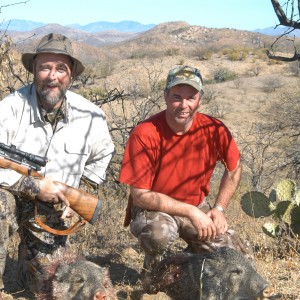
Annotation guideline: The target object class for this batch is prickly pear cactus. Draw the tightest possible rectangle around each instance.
[275,179,296,202]
[241,191,274,218]
[241,179,300,238]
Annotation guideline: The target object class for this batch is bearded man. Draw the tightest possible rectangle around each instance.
[0,33,115,294]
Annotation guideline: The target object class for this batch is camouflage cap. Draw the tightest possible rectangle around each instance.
[165,65,203,91]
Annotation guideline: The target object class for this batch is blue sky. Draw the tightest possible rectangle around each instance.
[0,0,278,31]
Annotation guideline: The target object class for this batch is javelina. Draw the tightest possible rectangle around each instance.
[144,247,276,300]
[35,251,117,300]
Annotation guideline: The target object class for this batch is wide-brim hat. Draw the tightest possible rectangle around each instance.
[165,65,203,92]
[22,33,85,77]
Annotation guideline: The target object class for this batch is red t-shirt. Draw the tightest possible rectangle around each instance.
[119,111,240,206]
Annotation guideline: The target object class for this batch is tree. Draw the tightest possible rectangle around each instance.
[0,1,31,97]
[267,0,300,61]
[271,0,300,29]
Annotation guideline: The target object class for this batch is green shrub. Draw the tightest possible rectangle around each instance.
[213,67,238,82]
[165,48,180,56]
[79,87,106,102]
[227,50,240,61]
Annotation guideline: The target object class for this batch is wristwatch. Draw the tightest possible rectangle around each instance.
[213,205,225,214]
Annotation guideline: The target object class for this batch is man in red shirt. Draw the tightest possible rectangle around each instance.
[119,65,249,271]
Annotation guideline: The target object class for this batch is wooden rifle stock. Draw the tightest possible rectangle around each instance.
[0,156,101,225]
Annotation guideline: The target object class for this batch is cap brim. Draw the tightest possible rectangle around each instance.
[167,79,202,91]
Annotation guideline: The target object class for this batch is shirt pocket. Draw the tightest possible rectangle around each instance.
[64,137,89,175]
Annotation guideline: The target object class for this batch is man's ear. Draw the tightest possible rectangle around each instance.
[70,68,76,80]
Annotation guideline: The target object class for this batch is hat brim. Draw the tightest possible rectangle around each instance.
[22,51,85,78]
[167,79,202,92]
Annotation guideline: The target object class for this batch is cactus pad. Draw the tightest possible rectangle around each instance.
[295,190,300,206]
[291,205,300,236]
[274,201,293,224]
[241,191,274,218]
[275,179,296,202]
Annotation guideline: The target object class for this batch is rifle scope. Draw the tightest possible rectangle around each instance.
[0,143,47,167]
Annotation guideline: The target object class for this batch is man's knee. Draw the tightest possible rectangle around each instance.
[131,215,179,253]
[139,224,172,252]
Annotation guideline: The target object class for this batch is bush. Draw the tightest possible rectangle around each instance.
[78,87,106,102]
[227,50,240,61]
[262,76,283,93]
[165,48,180,56]
[202,85,218,104]
[213,67,238,83]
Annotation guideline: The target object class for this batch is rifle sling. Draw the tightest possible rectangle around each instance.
[34,200,86,235]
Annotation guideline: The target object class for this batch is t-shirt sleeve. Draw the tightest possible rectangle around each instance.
[118,131,156,189]
[217,124,240,171]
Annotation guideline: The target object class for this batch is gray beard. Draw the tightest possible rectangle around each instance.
[38,88,66,109]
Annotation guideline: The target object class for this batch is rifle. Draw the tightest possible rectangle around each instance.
[0,143,102,235]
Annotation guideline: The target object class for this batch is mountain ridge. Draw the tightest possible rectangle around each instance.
[8,23,140,48]
[0,19,155,33]
[6,20,296,70]
[2,19,299,37]
[254,25,300,37]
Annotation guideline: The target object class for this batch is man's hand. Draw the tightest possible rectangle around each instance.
[207,208,228,236]
[189,206,217,240]
[37,177,70,207]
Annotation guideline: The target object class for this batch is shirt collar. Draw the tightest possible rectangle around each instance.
[28,84,70,125]
[40,99,66,125]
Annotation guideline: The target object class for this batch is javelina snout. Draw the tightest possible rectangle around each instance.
[144,247,276,300]
[36,251,117,300]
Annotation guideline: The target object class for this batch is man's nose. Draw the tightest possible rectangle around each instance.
[48,69,58,79]
[180,98,188,108]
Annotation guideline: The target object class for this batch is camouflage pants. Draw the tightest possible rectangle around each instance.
[0,189,18,289]
[130,201,253,269]
[0,188,68,293]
